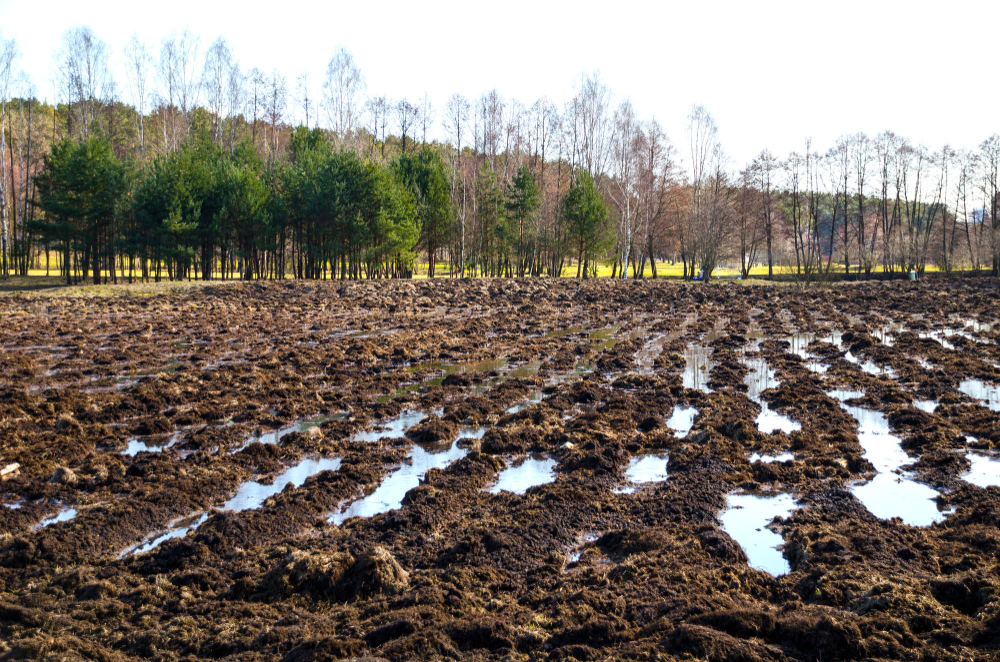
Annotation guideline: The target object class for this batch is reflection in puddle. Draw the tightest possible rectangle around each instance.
[232,412,348,454]
[353,411,427,442]
[614,454,669,494]
[787,333,828,373]
[720,492,797,575]
[123,431,183,456]
[635,333,667,374]
[844,351,897,378]
[132,513,209,555]
[682,345,714,392]
[828,391,950,526]
[666,404,698,437]
[488,456,557,495]
[131,456,342,555]
[224,457,342,512]
[742,358,801,434]
[961,453,1000,488]
[567,532,599,563]
[329,436,471,525]
[35,506,77,529]
[958,379,1000,411]
[914,357,934,371]
[914,400,939,414]
[749,452,794,463]
[507,392,544,414]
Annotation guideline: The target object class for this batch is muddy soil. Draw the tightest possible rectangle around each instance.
[1,278,999,661]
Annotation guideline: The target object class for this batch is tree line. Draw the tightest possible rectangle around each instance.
[0,27,997,283]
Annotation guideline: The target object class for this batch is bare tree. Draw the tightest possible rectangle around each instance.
[686,105,728,281]
[444,93,470,276]
[202,37,233,145]
[978,135,1000,275]
[57,27,111,138]
[295,73,312,128]
[265,70,287,158]
[608,99,640,278]
[124,35,152,157]
[323,47,364,148]
[419,92,434,145]
[0,33,15,277]
[396,99,418,154]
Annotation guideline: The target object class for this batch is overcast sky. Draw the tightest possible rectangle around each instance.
[0,0,996,166]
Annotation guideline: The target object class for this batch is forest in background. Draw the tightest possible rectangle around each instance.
[0,28,998,284]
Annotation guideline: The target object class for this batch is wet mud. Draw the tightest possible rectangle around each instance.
[1,278,1000,660]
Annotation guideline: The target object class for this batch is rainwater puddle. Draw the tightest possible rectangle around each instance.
[122,430,186,456]
[828,390,950,526]
[329,434,474,525]
[130,456,342,555]
[958,379,1000,411]
[488,456,557,495]
[914,400,939,414]
[750,452,794,463]
[787,333,828,373]
[224,457,343,512]
[353,411,427,442]
[720,492,797,575]
[567,532,599,563]
[961,453,1000,488]
[34,506,77,529]
[507,392,544,414]
[742,358,801,434]
[613,454,669,494]
[231,412,348,453]
[682,345,714,392]
[666,404,698,437]
[132,513,209,555]
[635,333,667,374]
[844,352,897,378]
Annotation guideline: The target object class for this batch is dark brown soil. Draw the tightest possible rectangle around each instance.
[1,278,999,661]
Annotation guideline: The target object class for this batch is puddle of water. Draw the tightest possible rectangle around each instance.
[232,412,348,454]
[682,345,714,392]
[545,325,586,338]
[958,379,1000,411]
[635,333,666,374]
[131,455,343,555]
[123,431,184,457]
[919,331,956,351]
[787,333,828,373]
[666,404,698,437]
[915,357,934,371]
[614,454,669,494]
[507,392,544,414]
[34,506,77,529]
[224,457,342,512]
[329,439,468,525]
[844,352,897,378]
[820,331,845,350]
[914,400,939,414]
[828,390,950,526]
[961,453,1000,487]
[353,411,427,442]
[720,492,797,575]
[742,358,801,434]
[749,452,794,463]
[567,532,599,563]
[508,360,543,379]
[745,324,765,352]
[132,512,209,555]
[488,456,558,495]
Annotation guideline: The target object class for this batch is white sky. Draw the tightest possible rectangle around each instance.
[0,0,996,166]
